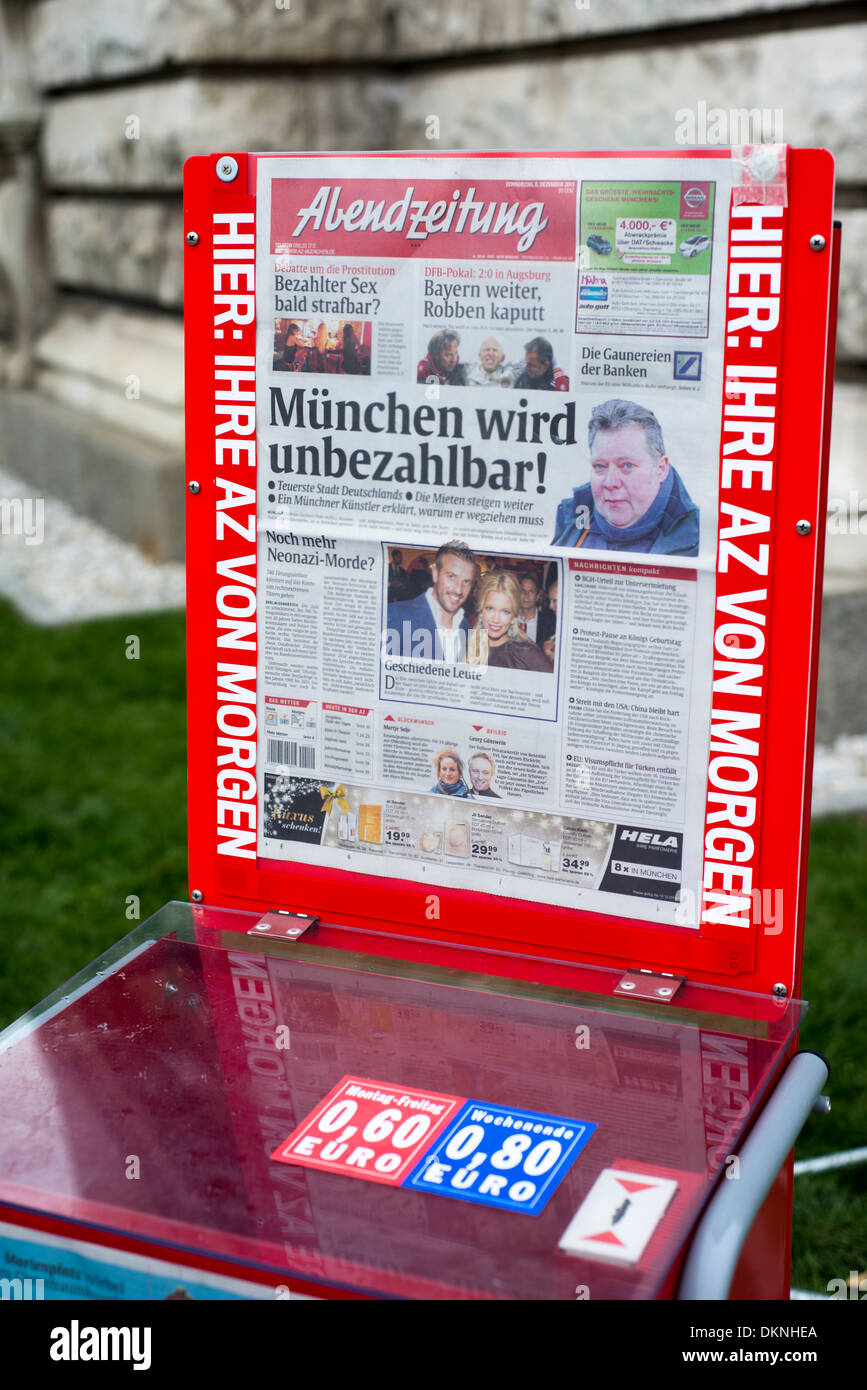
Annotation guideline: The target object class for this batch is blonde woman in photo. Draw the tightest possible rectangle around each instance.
[429,747,473,798]
[466,570,554,673]
[305,321,331,374]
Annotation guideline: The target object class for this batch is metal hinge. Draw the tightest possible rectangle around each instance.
[247,909,319,940]
[614,969,684,1003]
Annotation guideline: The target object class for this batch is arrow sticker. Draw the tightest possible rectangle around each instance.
[559,1167,679,1264]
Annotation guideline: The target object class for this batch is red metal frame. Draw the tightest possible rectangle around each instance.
[184,148,836,998]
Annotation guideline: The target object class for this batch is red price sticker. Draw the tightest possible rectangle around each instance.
[272,1076,465,1186]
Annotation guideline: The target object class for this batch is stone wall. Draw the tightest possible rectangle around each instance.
[0,1,864,629]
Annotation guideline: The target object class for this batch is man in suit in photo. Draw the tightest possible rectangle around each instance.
[387,548,411,603]
[536,574,558,660]
[385,542,479,662]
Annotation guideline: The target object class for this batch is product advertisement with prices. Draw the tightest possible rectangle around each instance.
[245,151,776,930]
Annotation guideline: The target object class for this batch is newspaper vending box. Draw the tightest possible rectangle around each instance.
[0,146,839,1301]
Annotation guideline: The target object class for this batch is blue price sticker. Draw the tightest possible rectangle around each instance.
[403,1100,595,1215]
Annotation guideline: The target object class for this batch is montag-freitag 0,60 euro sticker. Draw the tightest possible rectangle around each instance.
[272,1076,596,1215]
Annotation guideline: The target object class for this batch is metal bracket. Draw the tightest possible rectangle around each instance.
[614,969,684,1003]
[247,910,318,940]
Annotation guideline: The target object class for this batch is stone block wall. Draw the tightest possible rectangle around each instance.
[0,0,864,640]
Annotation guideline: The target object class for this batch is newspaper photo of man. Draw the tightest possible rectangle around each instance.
[469,752,500,798]
[515,571,542,643]
[513,336,569,391]
[387,548,411,604]
[552,398,700,556]
[465,336,518,387]
[416,329,468,386]
[385,542,479,661]
[536,572,558,661]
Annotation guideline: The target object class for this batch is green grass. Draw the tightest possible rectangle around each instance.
[0,594,864,1291]
[0,599,188,1027]
[793,813,867,1291]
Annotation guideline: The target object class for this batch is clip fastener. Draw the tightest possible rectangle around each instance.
[614,969,684,1003]
[248,910,318,939]
[732,143,788,207]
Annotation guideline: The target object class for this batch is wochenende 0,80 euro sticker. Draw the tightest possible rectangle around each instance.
[271,1076,595,1215]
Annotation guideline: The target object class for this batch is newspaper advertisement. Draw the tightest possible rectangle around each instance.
[252,154,734,926]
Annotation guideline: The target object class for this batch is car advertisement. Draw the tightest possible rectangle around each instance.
[577,179,717,339]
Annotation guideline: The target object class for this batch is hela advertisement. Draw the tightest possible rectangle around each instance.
[215,151,783,931]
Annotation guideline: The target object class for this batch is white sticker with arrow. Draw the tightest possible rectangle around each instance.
[558,1167,678,1264]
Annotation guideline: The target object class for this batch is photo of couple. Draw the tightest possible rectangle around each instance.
[384,542,557,674]
[429,748,500,799]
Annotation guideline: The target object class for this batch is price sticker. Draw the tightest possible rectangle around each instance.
[272,1076,464,1186]
[274,1080,595,1214]
[404,1100,595,1215]
[561,854,592,879]
[470,838,500,862]
[384,826,413,847]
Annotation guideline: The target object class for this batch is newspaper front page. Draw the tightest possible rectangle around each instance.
[252,154,734,927]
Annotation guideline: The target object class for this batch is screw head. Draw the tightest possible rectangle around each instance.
[191,889,204,903]
[796,519,812,536]
[809,234,826,253]
[185,231,199,246]
[188,481,201,495]
[216,155,239,183]
[772,982,787,997]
